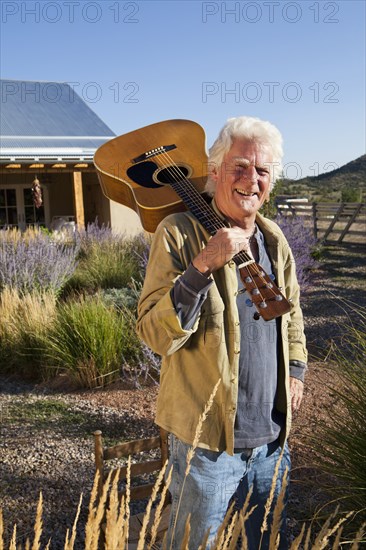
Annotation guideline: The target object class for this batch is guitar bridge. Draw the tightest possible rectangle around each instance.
[132,144,177,164]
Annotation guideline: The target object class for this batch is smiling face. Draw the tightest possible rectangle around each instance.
[212,139,273,227]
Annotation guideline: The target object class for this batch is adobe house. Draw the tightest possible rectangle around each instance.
[0,79,142,233]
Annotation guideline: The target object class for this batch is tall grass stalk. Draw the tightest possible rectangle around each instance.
[63,495,82,550]
[148,466,173,550]
[169,379,221,549]
[84,471,111,550]
[104,461,129,550]
[137,460,168,550]
[260,447,285,542]
[269,468,289,550]
[29,492,43,550]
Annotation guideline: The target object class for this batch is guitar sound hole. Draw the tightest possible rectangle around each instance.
[155,165,190,185]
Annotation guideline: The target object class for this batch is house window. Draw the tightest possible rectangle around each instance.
[0,186,46,229]
[0,189,18,227]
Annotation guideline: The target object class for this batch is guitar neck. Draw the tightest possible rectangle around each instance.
[170,179,253,267]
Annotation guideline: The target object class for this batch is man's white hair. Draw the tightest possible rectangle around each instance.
[205,116,284,195]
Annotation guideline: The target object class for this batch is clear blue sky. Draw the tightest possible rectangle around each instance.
[1,0,365,178]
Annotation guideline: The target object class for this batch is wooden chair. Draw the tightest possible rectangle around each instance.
[93,428,170,547]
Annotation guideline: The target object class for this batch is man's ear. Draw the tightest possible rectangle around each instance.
[210,164,219,182]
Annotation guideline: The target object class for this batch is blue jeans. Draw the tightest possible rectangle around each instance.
[166,435,290,550]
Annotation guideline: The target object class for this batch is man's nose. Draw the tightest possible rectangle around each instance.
[241,165,258,183]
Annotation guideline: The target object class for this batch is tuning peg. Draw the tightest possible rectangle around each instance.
[275,295,283,301]
[259,301,267,309]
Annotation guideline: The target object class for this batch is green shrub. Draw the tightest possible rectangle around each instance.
[43,296,141,388]
[311,304,366,532]
[64,228,148,295]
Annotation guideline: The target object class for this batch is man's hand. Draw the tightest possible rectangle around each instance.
[289,377,304,413]
[192,227,252,275]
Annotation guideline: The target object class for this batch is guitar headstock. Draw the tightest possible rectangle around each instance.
[238,262,291,321]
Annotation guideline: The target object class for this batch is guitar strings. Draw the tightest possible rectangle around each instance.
[155,149,281,306]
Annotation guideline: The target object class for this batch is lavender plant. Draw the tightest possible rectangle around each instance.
[0,229,79,296]
[276,214,319,291]
[133,232,151,276]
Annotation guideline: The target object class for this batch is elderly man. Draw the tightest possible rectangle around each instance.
[136,116,307,549]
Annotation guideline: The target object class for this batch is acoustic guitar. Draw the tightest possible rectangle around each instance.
[94,119,291,320]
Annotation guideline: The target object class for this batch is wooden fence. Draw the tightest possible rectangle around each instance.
[275,199,366,244]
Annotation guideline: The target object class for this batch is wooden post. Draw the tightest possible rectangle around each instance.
[94,430,104,500]
[73,171,85,228]
[160,428,169,466]
[312,202,318,240]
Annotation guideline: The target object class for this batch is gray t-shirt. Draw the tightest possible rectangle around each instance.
[233,228,284,448]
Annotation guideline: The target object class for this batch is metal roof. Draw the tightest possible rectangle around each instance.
[0,79,115,163]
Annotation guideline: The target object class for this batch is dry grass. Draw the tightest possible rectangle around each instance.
[0,226,44,245]
[1,380,364,549]
[0,288,56,340]
[1,481,362,550]
[0,371,364,550]
[0,288,57,374]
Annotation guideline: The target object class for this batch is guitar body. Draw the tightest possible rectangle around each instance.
[94,119,208,232]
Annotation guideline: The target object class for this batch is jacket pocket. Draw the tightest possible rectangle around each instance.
[202,296,225,348]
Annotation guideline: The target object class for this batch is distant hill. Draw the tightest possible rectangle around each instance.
[280,154,366,202]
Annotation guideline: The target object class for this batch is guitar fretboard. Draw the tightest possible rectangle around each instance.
[170,178,253,267]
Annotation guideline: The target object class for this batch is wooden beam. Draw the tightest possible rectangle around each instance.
[322,203,345,242]
[73,171,85,228]
[339,203,363,243]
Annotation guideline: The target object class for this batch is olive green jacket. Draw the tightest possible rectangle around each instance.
[136,207,307,455]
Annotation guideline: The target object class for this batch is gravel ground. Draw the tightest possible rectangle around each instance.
[0,243,365,549]
[0,382,160,549]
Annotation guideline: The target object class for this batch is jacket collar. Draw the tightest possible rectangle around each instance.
[210,197,280,241]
